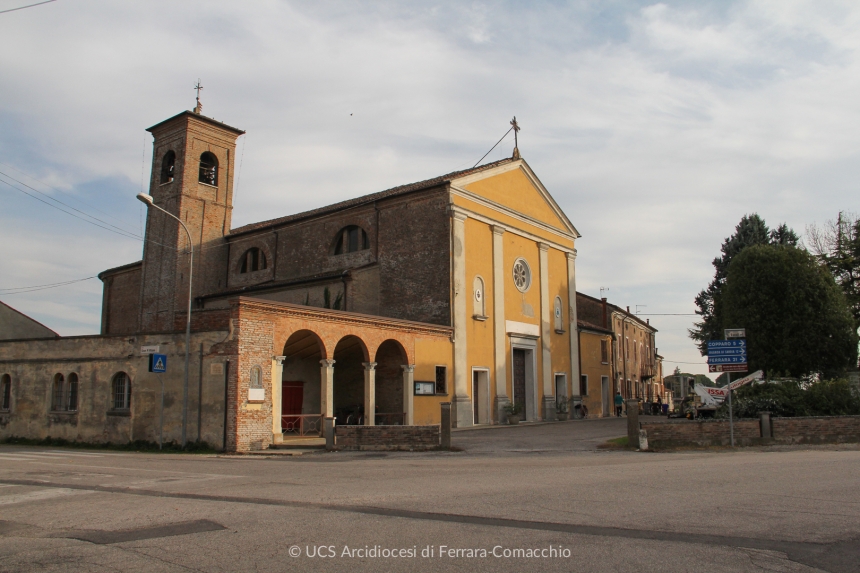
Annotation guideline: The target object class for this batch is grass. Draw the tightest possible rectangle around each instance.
[598,436,631,449]
[0,435,219,454]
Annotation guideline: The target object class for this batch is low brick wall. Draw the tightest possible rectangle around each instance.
[772,416,860,445]
[642,415,860,449]
[336,425,440,451]
[642,419,762,449]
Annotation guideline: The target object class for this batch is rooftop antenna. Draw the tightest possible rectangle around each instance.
[600,287,609,298]
[193,79,204,114]
[510,116,520,159]
[635,305,647,314]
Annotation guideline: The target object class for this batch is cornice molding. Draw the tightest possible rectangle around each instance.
[235,297,452,337]
[449,205,575,255]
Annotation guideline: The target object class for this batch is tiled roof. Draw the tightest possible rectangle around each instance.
[229,157,517,237]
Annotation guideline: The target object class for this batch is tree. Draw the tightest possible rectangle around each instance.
[721,244,857,378]
[807,212,860,327]
[690,214,797,354]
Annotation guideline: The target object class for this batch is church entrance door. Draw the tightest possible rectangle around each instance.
[513,349,526,413]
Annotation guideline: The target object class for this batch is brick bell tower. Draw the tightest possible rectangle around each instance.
[138,108,245,332]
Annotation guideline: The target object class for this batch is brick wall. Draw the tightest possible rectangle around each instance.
[335,424,440,450]
[100,263,142,335]
[771,416,860,444]
[642,416,860,449]
[641,419,763,448]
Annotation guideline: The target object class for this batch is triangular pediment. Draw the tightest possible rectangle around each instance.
[450,160,579,238]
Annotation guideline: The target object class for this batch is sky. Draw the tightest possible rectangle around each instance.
[1,0,858,378]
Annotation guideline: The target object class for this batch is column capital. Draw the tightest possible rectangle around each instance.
[401,364,415,373]
[567,249,578,261]
[451,210,468,223]
[273,355,285,364]
[538,242,550,253]
[362,361,377,370]
[491,224,506,236]
[320,359,336,368]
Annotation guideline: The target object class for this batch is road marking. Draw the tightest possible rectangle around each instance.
[0,487,91,506]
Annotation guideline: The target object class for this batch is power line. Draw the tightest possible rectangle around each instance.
[0,276,97,294]
[0,161,143,234]
[0,170,143,238]
[0,176,145,241]
[0,0,55,14]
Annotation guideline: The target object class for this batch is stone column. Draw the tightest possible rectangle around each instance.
[567,250,581,399]
[451,210,473,427]
[271,356,285,443]
[363,362,376,426]
[320,359,335,418]
[402,364,415,425]
[492,225,509,424]
[539,243,555,420]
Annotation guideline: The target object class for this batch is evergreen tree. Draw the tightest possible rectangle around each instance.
[807,212,860,327]
[721,245,857,378]
[690,214,773,354]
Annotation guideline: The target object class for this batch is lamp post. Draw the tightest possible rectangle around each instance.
[137,192,193,448]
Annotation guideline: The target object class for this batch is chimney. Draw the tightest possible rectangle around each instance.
[601,298,608,328]
[626,306,630,314]
[647,318,650,324]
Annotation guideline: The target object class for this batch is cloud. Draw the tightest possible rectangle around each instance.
[1,0,859,375]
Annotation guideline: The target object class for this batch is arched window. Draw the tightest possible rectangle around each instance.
[67,373,78,412]
[1,374,10,411]
[553,296,564,332]
[51,373,65,411]
[472,276,486,318]
[239,247,267,273]
[111,372,131,410]
[333,226,369,255]
[160,150,175,184]
[198,152,218,186]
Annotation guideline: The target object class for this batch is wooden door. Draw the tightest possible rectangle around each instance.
[281,382,304,432]
[513,349,526,411]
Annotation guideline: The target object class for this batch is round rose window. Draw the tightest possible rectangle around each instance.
[513,258,531,292]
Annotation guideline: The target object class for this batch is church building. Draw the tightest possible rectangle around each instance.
[0,107,585,451]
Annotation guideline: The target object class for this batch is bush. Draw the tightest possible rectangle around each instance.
[718,379,860,418]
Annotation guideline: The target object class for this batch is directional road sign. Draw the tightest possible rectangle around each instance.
[149,353,167,373]
[707,339,746,365]
[707,340,746,349]
[709,364,748,373]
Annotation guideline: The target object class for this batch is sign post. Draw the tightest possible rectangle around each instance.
[707,335,747,447]
[149,354,167,449]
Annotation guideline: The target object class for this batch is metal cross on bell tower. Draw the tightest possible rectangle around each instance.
[510,116,521,159]
[193,79,204,114]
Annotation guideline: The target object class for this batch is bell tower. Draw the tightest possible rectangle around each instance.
[138,110,245,332]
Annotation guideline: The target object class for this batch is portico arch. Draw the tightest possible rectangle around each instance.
[278,330,326,436]
[333,335,369,425]
[375,339,412,425]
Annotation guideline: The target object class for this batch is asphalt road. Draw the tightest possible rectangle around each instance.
[1,418,858,573]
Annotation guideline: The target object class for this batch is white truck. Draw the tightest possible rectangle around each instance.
[683,370,764,417]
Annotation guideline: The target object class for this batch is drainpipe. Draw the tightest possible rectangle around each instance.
[222,359,230,452]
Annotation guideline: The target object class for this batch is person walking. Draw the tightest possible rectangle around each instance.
[614,391,624,417]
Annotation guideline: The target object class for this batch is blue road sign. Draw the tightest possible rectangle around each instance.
[707,339,747,364]
[707,348,747,356]
[708,355,747,364]
[707,340,746,349]
[149,353,167,373]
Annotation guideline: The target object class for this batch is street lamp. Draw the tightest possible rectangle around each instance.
[136,192,193,448]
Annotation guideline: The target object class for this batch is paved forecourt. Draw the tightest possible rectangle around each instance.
[0,419,858,573]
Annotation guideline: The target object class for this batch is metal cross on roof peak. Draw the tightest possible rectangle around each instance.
[193,79,204,114]
[510,116,520,158]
